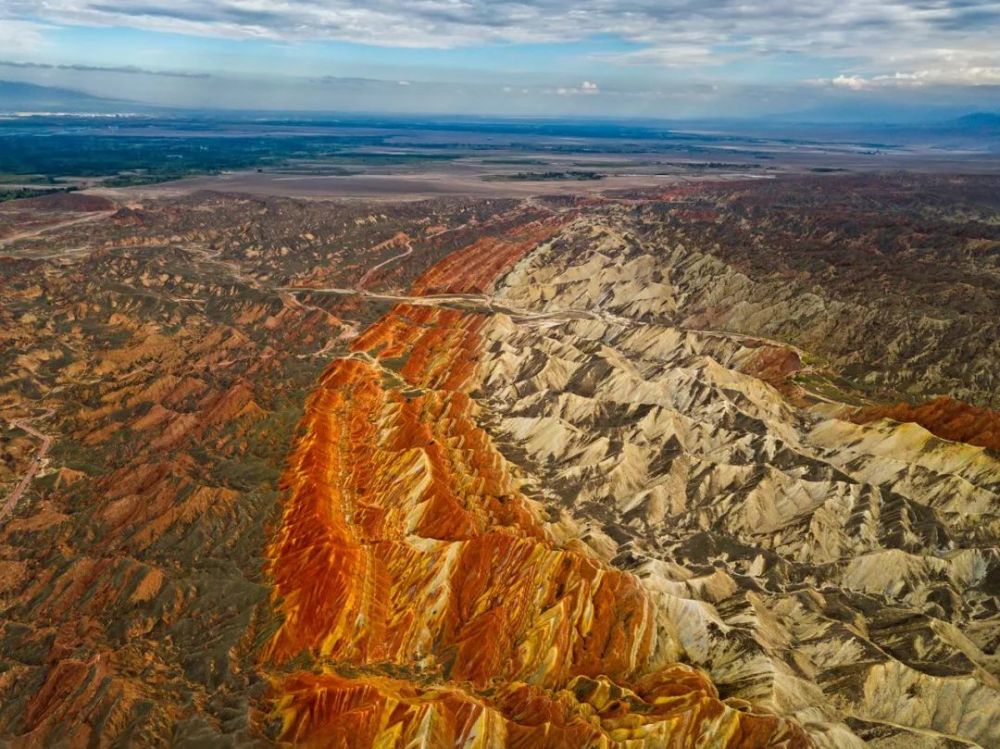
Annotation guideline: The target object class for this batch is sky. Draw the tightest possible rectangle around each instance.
[1,0,999,119]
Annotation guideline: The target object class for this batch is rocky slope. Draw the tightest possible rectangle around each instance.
[627,176,1000,409]
[477,206,1000,747]
[1,174,998,746]
[264,306,809,748]
[0,193,535,745]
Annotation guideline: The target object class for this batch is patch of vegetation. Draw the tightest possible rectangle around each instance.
[0,173,57,185]
[478,158,550,165]
[0,122,406,187]
[482,170,605,182]
[322,152,461,166]
[0,186,77,203]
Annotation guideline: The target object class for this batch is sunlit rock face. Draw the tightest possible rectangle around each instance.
[480,211,1000,748]
[263,198,999,748]
[10,179,994,746]
[409,217,566,296]
[263,286,810,745]
[853,397,1000,452]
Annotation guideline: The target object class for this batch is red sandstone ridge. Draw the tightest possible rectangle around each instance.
[410,217,564,295]
[5,173,999,748]
[262,303,811,743]
[853,396,1000,450]
[739,344,804,398]
[276,668,804,748]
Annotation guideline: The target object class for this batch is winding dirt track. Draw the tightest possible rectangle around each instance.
[0,211,115,249]
[357,233,414,289]
[0,409,55,525]
[281,285,815,352]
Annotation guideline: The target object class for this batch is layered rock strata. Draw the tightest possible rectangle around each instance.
[263,200,1000,747]
[478,212,1000,747]
[263,300,810,744]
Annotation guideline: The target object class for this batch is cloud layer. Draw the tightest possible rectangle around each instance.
[3,0,998,60]
[0,59,210,79]
[0,0,998,115]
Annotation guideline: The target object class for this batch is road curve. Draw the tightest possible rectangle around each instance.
[0,409,55,525]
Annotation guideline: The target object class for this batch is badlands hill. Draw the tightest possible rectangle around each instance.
[0,174,998,747]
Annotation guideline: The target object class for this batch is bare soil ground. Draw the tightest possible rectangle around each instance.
[86,169,700,201]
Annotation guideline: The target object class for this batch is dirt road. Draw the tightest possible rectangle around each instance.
[1,409,55,525]
[357,233,414,289]
[0,211,114,249]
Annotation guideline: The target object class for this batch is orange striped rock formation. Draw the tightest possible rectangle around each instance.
[853,396,1000,451]
[262,300,810,744]
[410,217,564,295]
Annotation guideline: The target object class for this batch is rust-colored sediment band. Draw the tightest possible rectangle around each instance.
[854,396,1000,451]
[410,217,564,296]
[262,231,811,747]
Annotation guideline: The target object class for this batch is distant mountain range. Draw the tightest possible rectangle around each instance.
[1,78,998,138]
[953,112,1000,131]
[0,80,135,113]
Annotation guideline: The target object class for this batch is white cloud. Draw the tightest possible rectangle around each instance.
[0,19,50,56]
[592,45,722,68]
[3,0,997,56]
[827,68,1000,89]
[831,74,870,90]
[1,0,999,98]
[821,47,1000,91]
[554,81,600,96]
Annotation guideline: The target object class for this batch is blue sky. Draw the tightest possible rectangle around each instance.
[1,1,998,118]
